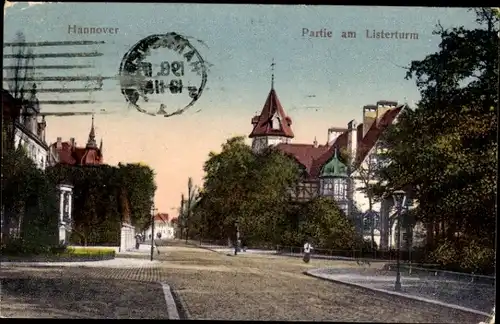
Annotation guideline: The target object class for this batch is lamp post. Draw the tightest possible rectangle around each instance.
[234,219,240,256]
[180,194,185,240]
[150,204,158,261]
[392,189,407,292]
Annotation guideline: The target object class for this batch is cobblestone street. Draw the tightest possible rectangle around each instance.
[0,244,489,322]
[0,271,168,318]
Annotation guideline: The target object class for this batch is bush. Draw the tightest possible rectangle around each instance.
[68,247,116,255]
[460,240,495,275]
[1,242,116,261]
[1,238,52,256]
[429,239,459,267]
[428,239,495,275]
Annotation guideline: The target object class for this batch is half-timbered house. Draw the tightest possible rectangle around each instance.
[249,83,411,249]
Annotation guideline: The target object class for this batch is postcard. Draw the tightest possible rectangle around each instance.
[2,3,497,322]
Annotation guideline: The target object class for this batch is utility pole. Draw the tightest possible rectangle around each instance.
[180,194,185,240]
[234,219,240,256]
[185,177,193,244]
[150,204,157,261]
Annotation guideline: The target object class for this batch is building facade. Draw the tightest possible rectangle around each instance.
[48,114,104,166]
[249,84,414,249]
[144,213,175,240]
[2,86,49,169]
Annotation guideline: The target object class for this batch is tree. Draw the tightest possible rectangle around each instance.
[373,8,498,272]
[200,136,257,241]
[5,31,35,101]
[118,163,157,231]
[240,146,301,246]
[45,162,157,246]
[1,147,59,251]
[298,198,359,250]
[3,32,35,151]
[192,136,359,249]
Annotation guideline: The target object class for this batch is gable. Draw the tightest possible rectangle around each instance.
[249,88,294,138]
[354,105,404,168]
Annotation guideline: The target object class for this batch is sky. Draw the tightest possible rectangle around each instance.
[3,3,479,215]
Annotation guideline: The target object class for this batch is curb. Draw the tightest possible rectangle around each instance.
[168,285,192,320]
[303,270,490,318]
[189,243,234,256]
[160,283,180,320]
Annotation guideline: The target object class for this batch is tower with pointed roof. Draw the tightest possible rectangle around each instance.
[249,60,294,153]
[319,148,349,214]
[48,114,104,166]
[86,113,97,148]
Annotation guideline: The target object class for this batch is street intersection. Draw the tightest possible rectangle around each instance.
[0,242,491,322]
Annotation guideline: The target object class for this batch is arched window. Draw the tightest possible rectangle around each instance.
[322,179,334,195]
[271,115,281,130]
[333,178,347,199]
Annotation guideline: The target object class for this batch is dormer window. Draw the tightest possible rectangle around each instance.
[271,114,281,130]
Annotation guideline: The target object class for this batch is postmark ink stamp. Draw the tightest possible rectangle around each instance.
[119,32,208,117]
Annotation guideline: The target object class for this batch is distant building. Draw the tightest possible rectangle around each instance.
[48,114,104,166]
[144,213,175,239]
[2,86,49,169]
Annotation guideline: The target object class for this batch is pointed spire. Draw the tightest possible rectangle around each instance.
[334,146,338,158]
[271,58,275,89]
[313,136,318,148]
[86,113,97,148]
[99,138,103,152]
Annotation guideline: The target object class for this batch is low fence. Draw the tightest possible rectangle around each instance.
[383,263,496,285]
[276,245,443,262]
[276,245,390,261]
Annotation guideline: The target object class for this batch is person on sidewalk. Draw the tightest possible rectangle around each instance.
[135,234,141,250]
[155,239,160,255]
[303,240,313,263]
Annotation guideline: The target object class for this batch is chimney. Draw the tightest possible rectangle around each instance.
[376,100,398,126]
[347,120,357,164]
[313,137,318,148]
[56,137,62,150]
[356,124,363,144]
[362,105,377,136]
[70,137,75,148]
[327,127,348,145]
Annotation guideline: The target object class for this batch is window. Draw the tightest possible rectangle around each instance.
[322,180,334,195]
[271,115,281,130]
[333,178,347,198]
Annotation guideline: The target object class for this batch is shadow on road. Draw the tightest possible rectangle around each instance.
[0,274,168,318]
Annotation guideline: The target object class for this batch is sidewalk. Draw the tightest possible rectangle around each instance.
[0,257,160,268]
[306,267,494,316]
[199,244,371,261]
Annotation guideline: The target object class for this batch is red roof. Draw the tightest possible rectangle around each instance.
[275,105,404,178]
[276,131,348,179]
[249,88,294,138]
[354,106,403,167]
[50,141,103,166]
[154,213,170,223]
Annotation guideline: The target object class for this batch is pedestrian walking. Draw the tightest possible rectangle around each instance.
[155,239,160,255]
[135,234,141,250]
[303,240,313,263]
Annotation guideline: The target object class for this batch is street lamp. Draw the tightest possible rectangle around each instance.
[150,204,158,261]
[234,219,240,256]
[392,189,407,292]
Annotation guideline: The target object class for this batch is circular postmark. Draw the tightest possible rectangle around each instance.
[119,33,208,117]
